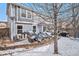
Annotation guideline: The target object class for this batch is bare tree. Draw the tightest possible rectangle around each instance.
[30,3,63,54]
[52,3,58,54]
[71,3,79,38]
[52,3,63,54]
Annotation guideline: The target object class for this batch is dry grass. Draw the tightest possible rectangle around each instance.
[0,37,14,47]
[0,37,54,50]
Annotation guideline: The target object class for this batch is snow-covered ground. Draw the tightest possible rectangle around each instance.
[58,37,79,56]
[0,37,79,56]
[7,39,31,46]
[13,39,31,45]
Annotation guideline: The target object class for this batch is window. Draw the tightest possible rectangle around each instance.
[27,11,31,18]
[33,26,36,33]
[18,6,20,17]
[43,27,46,32]
[17,26,23,34]
[21,9,26,17]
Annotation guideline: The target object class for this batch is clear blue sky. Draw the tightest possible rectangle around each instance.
[0,3,71,21]
[0,3,7,21]
[0,3,32,21]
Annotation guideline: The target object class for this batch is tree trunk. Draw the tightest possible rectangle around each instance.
[54,20,58,54]
[53,4,58,54]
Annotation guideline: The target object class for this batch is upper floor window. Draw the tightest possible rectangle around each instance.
[27,11,32,18]
[21,8,26,18]
[18,6,20,16]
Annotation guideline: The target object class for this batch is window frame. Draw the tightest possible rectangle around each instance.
[17,25,23,34]
[33,26,36,33]
[43,26,46,32]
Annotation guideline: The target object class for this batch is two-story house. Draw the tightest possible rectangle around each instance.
[7,3,51,40]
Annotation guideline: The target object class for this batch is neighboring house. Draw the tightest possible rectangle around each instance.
[0,21,9,38]
[0,22,8,28]
[6,3,51,40]
[58,20,79,37]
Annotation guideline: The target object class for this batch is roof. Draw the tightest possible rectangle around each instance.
[37,22,48,26]
[12,3,32,11]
